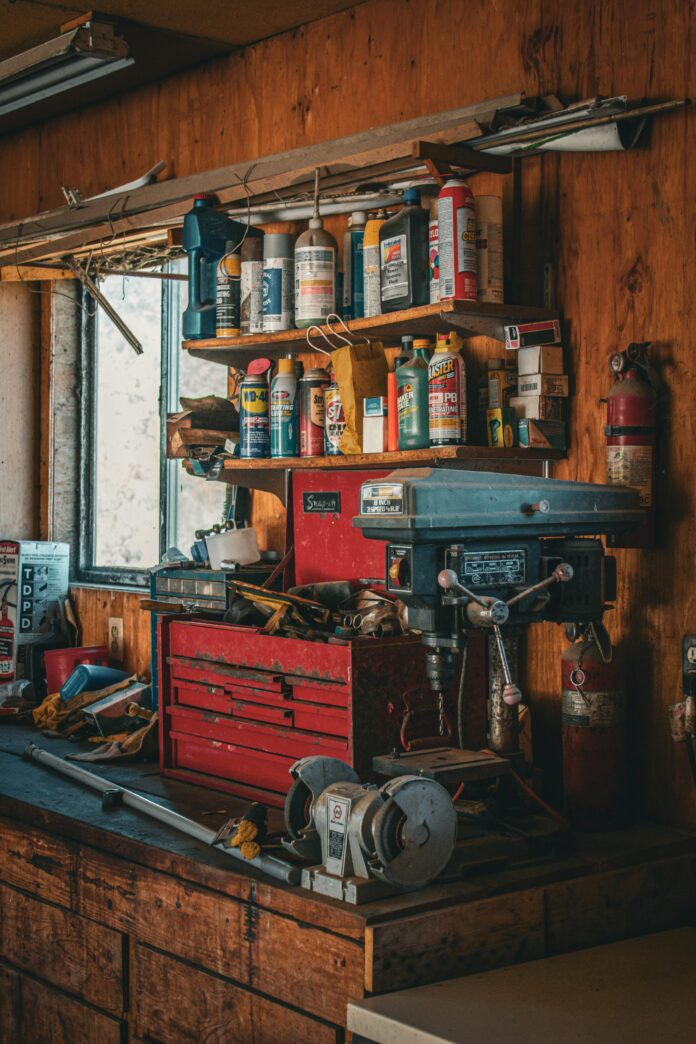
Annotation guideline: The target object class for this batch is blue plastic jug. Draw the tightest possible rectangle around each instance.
[182,195,246,340]
[59,664,130,702]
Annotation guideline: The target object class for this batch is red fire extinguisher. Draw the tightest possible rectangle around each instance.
[0,581,17,682]
[561,623,627,827]
[605,341,658,548]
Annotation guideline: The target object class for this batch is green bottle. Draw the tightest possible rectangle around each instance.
[396,339,431,450]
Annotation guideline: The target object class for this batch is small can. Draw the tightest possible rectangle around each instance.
[299,367,330,457]
[216,242,241,337]
[438,178,477,302]
[262,232,295,332]
[240,234,264,335]
[270,359,299,458]
[324,379,346,456]
[239,374,270,458]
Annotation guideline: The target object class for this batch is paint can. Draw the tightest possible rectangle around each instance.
[239,373,270,458]
[262,233,295,332]
[216,241,241,337]
[240,233,264,334]
[438,179,477,302]
[270,359,299,458]
[475,195,504,304]
[324,378,346,456]
[299,367,330,457]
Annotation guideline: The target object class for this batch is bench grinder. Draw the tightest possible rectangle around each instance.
[354,469,643,780]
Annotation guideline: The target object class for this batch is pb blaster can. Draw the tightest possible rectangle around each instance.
[240,374,270,458]
[270,358,299,457]
[299,367,330,457]
[324,379,346,456]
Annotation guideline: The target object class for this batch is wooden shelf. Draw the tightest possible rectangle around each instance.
[183,300,559,367]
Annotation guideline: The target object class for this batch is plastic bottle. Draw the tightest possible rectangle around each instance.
[379,188,429,313]
[182,194,245,340]
[342,211,365,320]
[270,358,299,457]
[240,232,264,334]
[263,233,295,332]
[428,333,466,445]
[396,340,430,450]
[216,240,241,337]
[295,199,337,328]
[363,209,387,318]
[387,336,415,451]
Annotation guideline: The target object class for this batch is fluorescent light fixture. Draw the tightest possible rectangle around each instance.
[0,20,134,118]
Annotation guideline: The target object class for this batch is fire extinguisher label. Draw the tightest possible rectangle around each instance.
[562,689,625,728]
[606,445,653,507]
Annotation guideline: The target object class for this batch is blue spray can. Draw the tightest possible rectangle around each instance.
[270,359,299,458]
[239,374,270,458]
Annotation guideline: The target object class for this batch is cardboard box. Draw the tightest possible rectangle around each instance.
[487,368,517,408]
[504,319,561,350]
[517,373,569,397]
[518,419,567,450]
[0,541,70,682]
[363,396,388,453]
[487,408,518,448]
[509,395,565,421]
[517,345,564,375]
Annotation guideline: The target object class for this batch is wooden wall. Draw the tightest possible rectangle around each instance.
[0,283,39,538]
[1,0,693,823]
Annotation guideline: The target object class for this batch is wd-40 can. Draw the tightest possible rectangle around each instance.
[324,378,345,456]
[428,334,466,445]
[270,359,299,458]
[240,374,270,458]
[299,368,329,457]
[438,179,477,302]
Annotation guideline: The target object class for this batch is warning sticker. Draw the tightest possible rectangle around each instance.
[562,689,625,728]
[606,445,653,507]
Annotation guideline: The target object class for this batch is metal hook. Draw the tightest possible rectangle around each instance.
[304,325,332,356]
[326,312,369,346]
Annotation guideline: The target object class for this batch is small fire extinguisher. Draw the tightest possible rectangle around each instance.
[561,622,627,827]
[605,341,658,548]
[0,580,17,681]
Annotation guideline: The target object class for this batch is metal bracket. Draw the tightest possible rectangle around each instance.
[63,255,144,355]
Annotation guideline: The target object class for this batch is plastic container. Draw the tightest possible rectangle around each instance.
[60,664,129,703]
[182,195,245,340]
[396,340,430,449]
[206,523,260,569]
[342,211,365,320]
[379,188,429,313]
[44,645,109,695]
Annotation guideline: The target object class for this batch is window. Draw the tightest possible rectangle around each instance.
[77,263,229,586]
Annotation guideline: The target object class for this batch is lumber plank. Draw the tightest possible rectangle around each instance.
[17,972,123,1044]
[0,883,124,1016]
[0,816,73,907]
[75,847,364,1024]
[544,853,696,955]
[365,887,545,993]
[133,943,339,1043]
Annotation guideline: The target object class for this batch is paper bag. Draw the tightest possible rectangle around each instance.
[331,341,388,454]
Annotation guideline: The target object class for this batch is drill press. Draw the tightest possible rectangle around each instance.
[354,469,642,783]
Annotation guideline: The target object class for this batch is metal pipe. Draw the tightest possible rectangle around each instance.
[63,255,144,355]
[23,743,300,885]
[227,192,401,225]
[487,630,520,754]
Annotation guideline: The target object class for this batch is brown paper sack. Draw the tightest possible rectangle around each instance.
[331,341,388,454]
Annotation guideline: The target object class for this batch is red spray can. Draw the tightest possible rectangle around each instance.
[437,179,477,302]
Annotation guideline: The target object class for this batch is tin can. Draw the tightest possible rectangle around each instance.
[216,245,241,337]
[240,234,264,334]
[239,374,270,458]
[299,368,329,457]
[438,178,477,302]
[324,380,346,456]
[428,340,465,446]
[428,200,439,304]
[270,359,299,458]
[262,233,294,332]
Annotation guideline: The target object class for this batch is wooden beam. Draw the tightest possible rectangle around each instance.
[413,140,513,174]
[0,266,74,282]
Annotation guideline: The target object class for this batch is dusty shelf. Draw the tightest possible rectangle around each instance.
[182,300,559,367]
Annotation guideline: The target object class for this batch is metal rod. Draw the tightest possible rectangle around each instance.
[63,255,144,355]
[23,743,300,885]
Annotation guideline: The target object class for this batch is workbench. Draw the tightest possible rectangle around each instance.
[1,723,695,1042]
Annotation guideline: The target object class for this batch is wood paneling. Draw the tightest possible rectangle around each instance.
[0,818,73,907]
[0,883,124,1015]
[71,586,152,677]
[2,0,693,821]
[12,971,124,1044]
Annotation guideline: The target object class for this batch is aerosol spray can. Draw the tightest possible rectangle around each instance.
[429,199,440,304]
[295,190,337,328]
[262,233,295,332]
[438,179,477,302]
[216,240,241,337]
[475,195,504,304]
[239,373,270,458]
[240,233,264,334]
[342,211,365,320]
[299,367,330,457]
[270,358,299,457]
[362,210,387,318]
[324,375,346,456]
[428,332,466,445]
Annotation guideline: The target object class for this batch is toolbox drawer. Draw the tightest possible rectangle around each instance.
[292,701,349,737]
[170,657,289,703]
[173,681,293,726]
[167,705,349,759]
[170,731,295,795]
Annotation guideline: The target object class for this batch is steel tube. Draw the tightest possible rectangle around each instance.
[23,744,300,885]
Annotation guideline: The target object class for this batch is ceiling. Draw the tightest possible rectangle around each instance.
[0,0,367,60]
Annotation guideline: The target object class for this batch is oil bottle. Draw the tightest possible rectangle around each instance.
[379,188,429,313]
[396,339,430,450]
